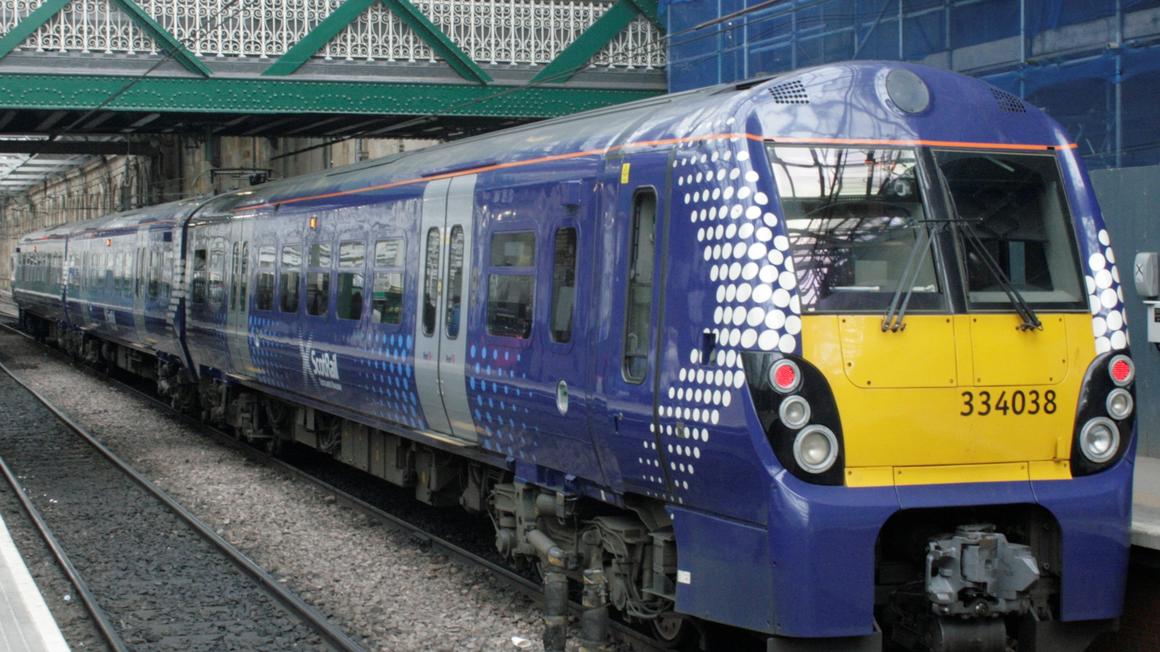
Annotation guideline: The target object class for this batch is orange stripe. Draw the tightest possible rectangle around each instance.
[252,132,1076,210]
[768,135,1075,151]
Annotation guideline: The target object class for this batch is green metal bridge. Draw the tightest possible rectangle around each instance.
[0,0,667,138]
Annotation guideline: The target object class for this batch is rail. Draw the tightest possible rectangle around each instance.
[0,351,367,652]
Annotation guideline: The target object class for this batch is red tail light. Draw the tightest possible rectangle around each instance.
[1109,354,1134,386]
[770,359,801,393]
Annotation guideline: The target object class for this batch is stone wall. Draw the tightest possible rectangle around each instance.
[0,135,435,291]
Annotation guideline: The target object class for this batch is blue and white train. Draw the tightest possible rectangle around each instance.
[13,62,1136,651]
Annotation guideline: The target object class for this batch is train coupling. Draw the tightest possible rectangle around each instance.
[926,523,1039,619]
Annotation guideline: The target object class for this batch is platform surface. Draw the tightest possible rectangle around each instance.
[1133,455,1160,550]
[0,512,69,652]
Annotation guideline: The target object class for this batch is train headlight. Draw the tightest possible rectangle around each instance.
[1078,417,1119,464]
[778,395,811,430]
[1106,388,1133,420]
[1108,354,1134,387]
[769,359,801,393]
[793,425,838,474]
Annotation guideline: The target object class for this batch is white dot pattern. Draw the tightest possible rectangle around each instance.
[647,140,802,499]
[1084,229,1129,354]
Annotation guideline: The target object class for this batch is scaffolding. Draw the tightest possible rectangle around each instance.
[663,0,1160,170]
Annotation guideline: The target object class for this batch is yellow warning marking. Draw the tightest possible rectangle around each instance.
[620,163,631,184]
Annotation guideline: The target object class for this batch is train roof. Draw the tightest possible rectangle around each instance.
[19,196,209,244]
[17,61,1073,241]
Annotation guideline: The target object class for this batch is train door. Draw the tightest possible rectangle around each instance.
[414,175,478,441]
[597,152,673,493]
[226,219,255,375]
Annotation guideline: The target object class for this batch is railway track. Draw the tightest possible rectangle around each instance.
[0,350,365,652]
[0,321,670,652]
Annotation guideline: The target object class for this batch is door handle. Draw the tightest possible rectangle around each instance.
[613,412,623,433]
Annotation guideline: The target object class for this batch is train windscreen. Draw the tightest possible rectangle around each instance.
[933,150,1086,311]
[768,146,943,313]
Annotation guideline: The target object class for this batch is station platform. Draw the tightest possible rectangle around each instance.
[0,513,69,652]
[1133,456,1160,550]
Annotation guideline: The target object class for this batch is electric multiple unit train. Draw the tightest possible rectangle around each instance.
[12,62,1136,651]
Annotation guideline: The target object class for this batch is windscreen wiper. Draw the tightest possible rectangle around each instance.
[927,157,1042,332]
[881,223,933,332]
[956,220,1042,331]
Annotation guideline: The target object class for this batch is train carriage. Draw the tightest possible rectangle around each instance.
[12,61,1136,651]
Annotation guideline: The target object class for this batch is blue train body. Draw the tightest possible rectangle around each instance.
[13,62,1134,650]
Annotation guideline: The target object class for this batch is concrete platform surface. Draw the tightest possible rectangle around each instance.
[1134,455,1160,550]
[0,513,68,652]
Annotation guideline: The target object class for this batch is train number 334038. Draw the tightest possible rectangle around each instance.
[960,390,1056,416]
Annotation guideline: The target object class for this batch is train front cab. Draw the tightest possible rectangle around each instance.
[732,141,1133,651]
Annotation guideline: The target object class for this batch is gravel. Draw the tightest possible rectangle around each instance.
[0,479,110,651]
[0,329,573,652]
[0,364,326,651]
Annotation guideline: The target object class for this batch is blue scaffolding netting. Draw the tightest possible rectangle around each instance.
[662,0,1160,169]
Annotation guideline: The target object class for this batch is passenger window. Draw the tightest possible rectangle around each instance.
[306,244,330,318]
[230,242,239,309]
[422,228,440,336]
[230,242,240,309]
[280,244,301,313]
[372,238,404,325]
[256,246,276,311]
[147,250,158,298]
[191,248,208,304]
[445,226,465,339]
[623,191,657,383]
[209,245,225,305]
[336,241,366,321]
[486,231,535,339]
[550,228,577,343]
[240,242,249,311]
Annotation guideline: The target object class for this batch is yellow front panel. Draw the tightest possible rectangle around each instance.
[838,316,958,388]
[968,314,1070,386]
[802,313,1096,486]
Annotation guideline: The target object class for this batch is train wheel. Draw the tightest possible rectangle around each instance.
[651,613,695,648]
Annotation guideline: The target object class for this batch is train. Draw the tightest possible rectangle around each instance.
[11,61,1136,651]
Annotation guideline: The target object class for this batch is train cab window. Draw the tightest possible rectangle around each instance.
[445,226,465,339]
[769,146,943,312]
[372,238,404,325]
[280,243,302,313]
[336,241,366,321]
[933,150,1085,310]
[550,228,577,343]
[486,231,535,339]
[306,242,331,316]
[191,248,208,304]
[422,228,441,336]
[256,246,276,311]
[623,192,656,383]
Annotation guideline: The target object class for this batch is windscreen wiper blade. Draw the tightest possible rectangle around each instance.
[881,224,933,332]
[930,161,1043,332]
[958,220,1043,331]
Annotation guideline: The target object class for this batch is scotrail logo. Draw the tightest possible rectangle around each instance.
[309,349,342,391]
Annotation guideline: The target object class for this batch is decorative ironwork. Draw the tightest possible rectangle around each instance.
[0,0,665,69]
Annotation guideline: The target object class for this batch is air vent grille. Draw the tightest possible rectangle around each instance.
[990,87,1026,113]
[769,80,809,104]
